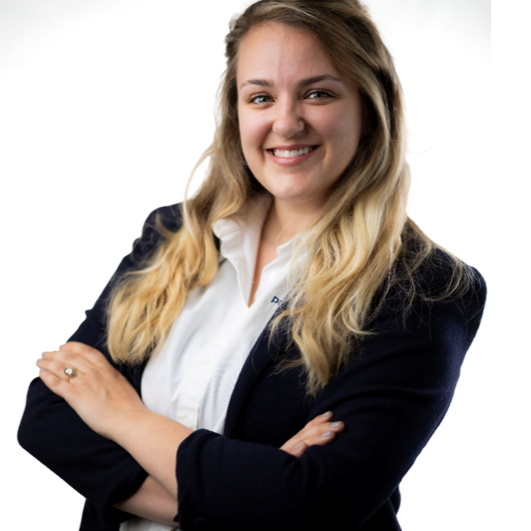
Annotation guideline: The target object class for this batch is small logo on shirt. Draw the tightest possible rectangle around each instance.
[271,296,283,304]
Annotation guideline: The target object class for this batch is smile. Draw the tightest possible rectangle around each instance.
[271,146,318,158]
[266,145,320,167]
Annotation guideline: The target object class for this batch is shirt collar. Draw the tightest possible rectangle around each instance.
[212,195,272,245]
[212,196,308,305]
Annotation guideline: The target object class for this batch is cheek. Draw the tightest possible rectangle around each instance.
[316,105,363,158]
[238,109,269,157]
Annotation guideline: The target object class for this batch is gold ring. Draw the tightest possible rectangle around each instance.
[64,367,77,382]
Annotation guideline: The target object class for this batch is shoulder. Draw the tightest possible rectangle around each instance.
[130,203,183,263]
[375,248,487,354]
[337,250,487,397]
[146,203,184,230]
[423,248,486,313]
[390,246,486,309]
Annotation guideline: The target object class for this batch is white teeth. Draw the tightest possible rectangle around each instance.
[273,146,314,158]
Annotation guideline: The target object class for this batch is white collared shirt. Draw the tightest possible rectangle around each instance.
[120,197,304,531]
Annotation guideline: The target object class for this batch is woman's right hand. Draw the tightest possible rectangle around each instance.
[280,411,344,458]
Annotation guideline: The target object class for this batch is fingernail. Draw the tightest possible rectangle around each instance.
[331,422,343,429]
[296,442,305,450]
[320,411,332,417]
[39,368,47,372]
[321,431,332,438]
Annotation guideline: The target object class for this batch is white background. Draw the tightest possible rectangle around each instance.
[1,1,525,530]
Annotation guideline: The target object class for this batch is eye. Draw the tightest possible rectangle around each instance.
[306,90,335,100]
[249,93,273,104]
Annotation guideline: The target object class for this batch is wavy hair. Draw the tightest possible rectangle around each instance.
[106,0,471,395]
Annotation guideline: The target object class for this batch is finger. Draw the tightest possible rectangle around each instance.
[43,346,112,375]
[280,417,336,450]
[290,441,308,458]
[280,420,344,455]
[280,439,307,457]
[295,411,334,441]
[288,411,335,442]
[59,342,108,367]
[37,362,73,399]
[300,420,344,445]
[281,432,336,457]
[40,349,93,376]
[36,357,84,388]
[60,341,94,353]
[307,421,345,445]
[306,411,334,428]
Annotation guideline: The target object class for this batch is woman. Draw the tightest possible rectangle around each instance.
[18,0,486,530]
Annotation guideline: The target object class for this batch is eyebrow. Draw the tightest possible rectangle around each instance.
[239,74,343,90]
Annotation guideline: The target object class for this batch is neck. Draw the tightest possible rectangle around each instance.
[261,198,322,247]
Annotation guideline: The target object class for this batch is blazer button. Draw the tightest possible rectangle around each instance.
[193,516,209,530]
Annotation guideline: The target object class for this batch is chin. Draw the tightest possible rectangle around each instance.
[267,181,319,201]
[272,192,322,206]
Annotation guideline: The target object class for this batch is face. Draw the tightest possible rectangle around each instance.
[237,21,363,212]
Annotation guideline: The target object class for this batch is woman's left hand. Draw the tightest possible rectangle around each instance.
[36,342,146,441]
[280,411,344,457]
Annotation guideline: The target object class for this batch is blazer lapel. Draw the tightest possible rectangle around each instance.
[224,304,292,437]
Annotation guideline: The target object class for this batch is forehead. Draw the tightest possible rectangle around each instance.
[236,21,340,85]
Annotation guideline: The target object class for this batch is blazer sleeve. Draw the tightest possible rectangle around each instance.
[17,204,182,530]
[175,262,487,530]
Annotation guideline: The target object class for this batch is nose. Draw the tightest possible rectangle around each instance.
[272,100,305,138]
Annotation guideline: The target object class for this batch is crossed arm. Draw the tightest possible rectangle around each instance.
[36,342,344,526]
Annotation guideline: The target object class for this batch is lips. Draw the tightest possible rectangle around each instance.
[266,144,320,166]
[270,146,318,158]
[267,145,319,158]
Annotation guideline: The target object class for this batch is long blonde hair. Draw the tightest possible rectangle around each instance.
[107,0,470,395]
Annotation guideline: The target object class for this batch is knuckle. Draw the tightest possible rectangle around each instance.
[64,341,92,356]
[60,343,76,355]
[44,374,60,388]
[310,426,324,437]
[42,359,57,371]
[304,426,324,440]
[61,351,75,362]
[64,341,80,350]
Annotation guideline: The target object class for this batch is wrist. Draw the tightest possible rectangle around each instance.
[109,408,154,445]
[114,475,178,524]
[109,410,193,498]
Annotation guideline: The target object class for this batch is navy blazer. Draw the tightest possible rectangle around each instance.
[18,204,487,531]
